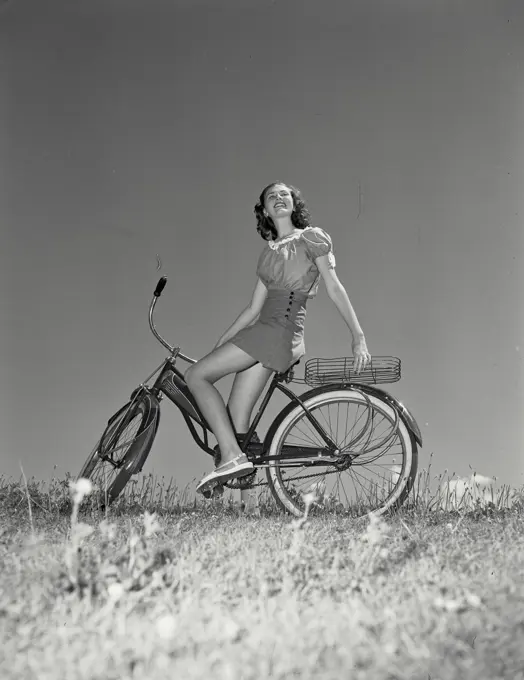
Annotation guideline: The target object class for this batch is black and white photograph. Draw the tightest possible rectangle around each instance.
[1,0,523,678]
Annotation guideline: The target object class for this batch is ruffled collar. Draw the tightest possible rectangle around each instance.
[268,228,308,250]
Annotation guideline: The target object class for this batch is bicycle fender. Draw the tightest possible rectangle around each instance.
[124,390,162,474]
[349,383,422,447]
[105,387,148,427]
[263,383,422,451]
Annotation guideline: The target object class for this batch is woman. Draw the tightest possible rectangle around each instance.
[186,182,371,494]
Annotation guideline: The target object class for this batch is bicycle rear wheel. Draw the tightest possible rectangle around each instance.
[266,387,418,518]
[78,391,159,505]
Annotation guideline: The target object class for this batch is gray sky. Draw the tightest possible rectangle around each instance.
[1,0,523,491]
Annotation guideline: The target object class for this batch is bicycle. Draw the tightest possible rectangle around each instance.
[78,276,423,517]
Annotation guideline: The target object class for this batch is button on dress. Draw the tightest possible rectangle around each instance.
[229,226,336,372]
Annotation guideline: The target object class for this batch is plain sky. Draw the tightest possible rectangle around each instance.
[1,0,523,492]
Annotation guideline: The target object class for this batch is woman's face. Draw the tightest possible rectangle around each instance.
[264,184,294,221]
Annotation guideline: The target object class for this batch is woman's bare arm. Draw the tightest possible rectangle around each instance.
[214,278,268,349]
[315,255,370,373]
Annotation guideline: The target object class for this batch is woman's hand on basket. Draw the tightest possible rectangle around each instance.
[352,336,371,375]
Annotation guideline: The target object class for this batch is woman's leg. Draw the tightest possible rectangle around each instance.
[228,364,273,510]
[185,343,258,466]
[227,363,273,433]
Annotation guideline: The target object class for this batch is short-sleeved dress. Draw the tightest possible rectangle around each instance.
[229,226,336,373]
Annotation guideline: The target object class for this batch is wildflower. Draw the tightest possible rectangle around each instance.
[156,614,177,640]
[303,481,325,512]
[69,478,93,505]
[222,618,242,642]
[434,596,461,612]
[107,583,124,601]
[129,534,141,550]
[434,591,481,613]
[143,511,161,538]
[302,492,317,510]
[464,591,482,608]
[362,513,389,545]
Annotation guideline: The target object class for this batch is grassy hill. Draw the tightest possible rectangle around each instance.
[1,473,523,680]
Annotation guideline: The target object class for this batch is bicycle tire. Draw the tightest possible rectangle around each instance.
[78,390,160,505]
[266,387,418,518]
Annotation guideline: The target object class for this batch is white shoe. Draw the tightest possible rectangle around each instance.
[196,454,254,495]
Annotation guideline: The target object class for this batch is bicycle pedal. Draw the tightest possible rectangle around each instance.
[211,483,225,498]
[224,469,257,490]
[200,479,225,499]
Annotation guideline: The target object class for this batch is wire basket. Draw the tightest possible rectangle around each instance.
[303,355,401,387]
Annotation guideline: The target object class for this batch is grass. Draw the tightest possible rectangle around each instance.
[1,468,524,680]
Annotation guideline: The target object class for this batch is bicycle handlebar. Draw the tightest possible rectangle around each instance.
[154,276,167,297]
[148,277,196,364]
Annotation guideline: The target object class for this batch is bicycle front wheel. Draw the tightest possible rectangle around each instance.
[266,388,418,518]
[78,391,159,505]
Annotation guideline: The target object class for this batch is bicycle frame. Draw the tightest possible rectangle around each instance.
[134,277,344,465]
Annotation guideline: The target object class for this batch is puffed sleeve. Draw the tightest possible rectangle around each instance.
[256,247,270,285]
[302,227,336,268]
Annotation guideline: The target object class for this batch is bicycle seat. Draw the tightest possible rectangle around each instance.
[276,359,301,382]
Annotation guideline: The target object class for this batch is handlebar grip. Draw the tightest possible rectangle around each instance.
[154,277,167,297]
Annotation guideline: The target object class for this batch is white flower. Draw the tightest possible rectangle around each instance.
[362,513,389,545]
[434,596,461,612]
[464,591,482,608]
[302,492,317,508]
[107,583,124,600]
[69,478,93,503]
[301,480,326,511]
[222,618,242,642]
[156,614,177,640]
[75,478,93,495]
[143,511,161,537]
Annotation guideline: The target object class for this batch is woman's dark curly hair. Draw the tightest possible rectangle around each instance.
[254,181,312,241]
